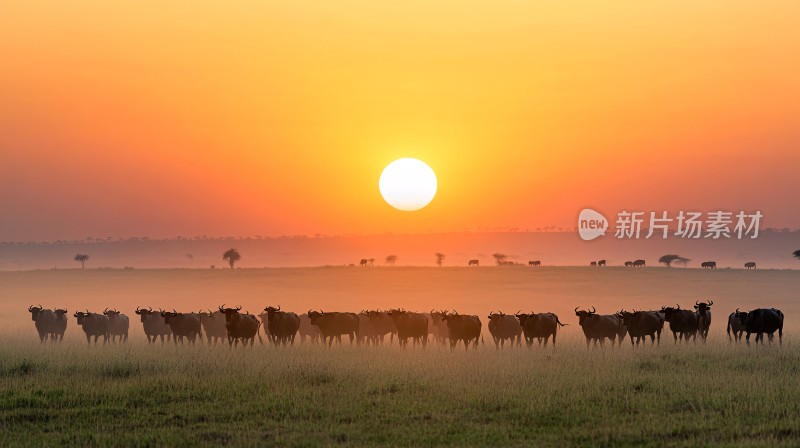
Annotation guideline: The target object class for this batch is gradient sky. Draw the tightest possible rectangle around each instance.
[2,1,799,241]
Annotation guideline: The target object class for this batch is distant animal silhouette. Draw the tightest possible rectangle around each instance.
[744,261,756,269]
[597,260,606,267]
[633,259,646,267]
[359,259,368,267]
[468,259,479,266]
[624,261,633,267]
[701,261,717,269]
[529,260,541,267]
[590,261,597,267]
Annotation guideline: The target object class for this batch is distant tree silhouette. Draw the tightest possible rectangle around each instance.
[435,253,445,267]
[659,254,681,267]
[368,258,375,267]
[74,254,89,269]
[794,250,800,260]
[223,248,241,269]
[492,253,507,265]
[385,255,397,266]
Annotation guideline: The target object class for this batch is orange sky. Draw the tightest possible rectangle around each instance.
[1,1,799,241]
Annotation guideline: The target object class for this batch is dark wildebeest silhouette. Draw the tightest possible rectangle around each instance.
[441,311,482,350]
[360,258,368,267]
[262,305,300,346]
[387,309,428,348]
[617,310,663,347]
[515,311,565,348]
[694,300,713,341]
[135,307,172,344]
[597,260,606,267]
[297,313,321,344]
[661,305,699,342]
[219,305,261,347]
[528,260,541,267]
[103,308,129,343]
[468,259,479,266]
[366,310,397,345]
[200,310,228,345]
[735,308,784,345]
[74,311,109,344]
[633,259,646,267]
[744,262,757,269]
[308,310,359,347]
[575,307,623,348]
[357,311,375,346]
[161,310,202,345]
[427,310,449,345]
[590,261,597,267]
[624,261,634,267]
[28,305,67,342]
[726,312,747,343]
[701,261,717,269]
[487,311,522,349]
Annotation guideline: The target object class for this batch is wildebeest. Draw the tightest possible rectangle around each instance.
[590,261,597,267]
[357,310,376,346]
[161,310,202,345]
[219,305,261,347]
[597,260,606,267]
[468,259,479,266]
[701,261,717,269]
[487,311,522,348]
[74,310,109,344]
[528,260,541,267]
[28,305,67,342]
[694,300,713,341]
[441,311,482,350]
[726,312,747,343]
[367,310,397,345]
[515,311,565,348]
[574,307,623,348]
[633,259,646,267]
[135,307,172,344]
[661,305,699,342]
[744,261,757,269]
[297,313,321,344]
[200,309,228,345]
[735,308,784,345]
[103,308,129,343]
[262,305,300,345]
[617,310,663,346]
[308,310,360,346]
[388,309,428,348]
[624,261,634,267]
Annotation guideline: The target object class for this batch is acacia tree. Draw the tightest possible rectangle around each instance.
[492,253,507,265]
[223,248,241,269]
[385,255,397,266]
[435,253,445,267]
[794,250,800,260]
[74,254,89,269]
[660,254,690,267]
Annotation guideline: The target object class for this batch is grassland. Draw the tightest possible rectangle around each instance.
[1,267,798,446]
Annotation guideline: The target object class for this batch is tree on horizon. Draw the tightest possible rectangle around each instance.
[74,254,89,269]
[435,253,445,267]
[385,255,397,266]
[223,248,241,269]
[659,254,689,267]
[794,249,800,260]
[492,253,507,265]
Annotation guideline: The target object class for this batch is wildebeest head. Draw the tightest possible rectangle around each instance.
[103,308,121,319]
[28,305,45,321]
[616,310,639,326]
[574,306,596,326]
[263,305,281,321]
[160,309,181,324]
[660,305,681,320]
[734,308,750,325]
[487,311,506,321]
[307,310,324,324]
[54,308,68,320]
[694,300,713,312]
[218,304,243,323]
[135,306,156,322]
[74,310,93,325]
[514,310,533,326]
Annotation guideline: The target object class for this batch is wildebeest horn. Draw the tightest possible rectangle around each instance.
[307,309,312,315]
[173,309,176,314]
[676,304,680,310]
[695,300,699,306]
[28,305,34,311]
[736,308,740,313]
[220,304,225,311]
[236,305,242,311]
[276,305,280,311]
[590,306,596,313]
[708,300,713,306]
[574,306,579,313]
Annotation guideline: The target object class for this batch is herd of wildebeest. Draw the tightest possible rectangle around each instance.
[26,301,785,349]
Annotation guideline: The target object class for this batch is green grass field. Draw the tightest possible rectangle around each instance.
[2,336,798,447]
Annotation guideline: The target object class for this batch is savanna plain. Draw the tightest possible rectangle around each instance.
[1,267,799,447]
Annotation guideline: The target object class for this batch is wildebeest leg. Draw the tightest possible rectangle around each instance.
[463,339,470,351]
[745,332,752,346]
[543,335,550,347]
[86,334,91,344]
[673,331,678,343]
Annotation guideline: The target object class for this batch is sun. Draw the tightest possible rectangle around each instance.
[379,158,437,211]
